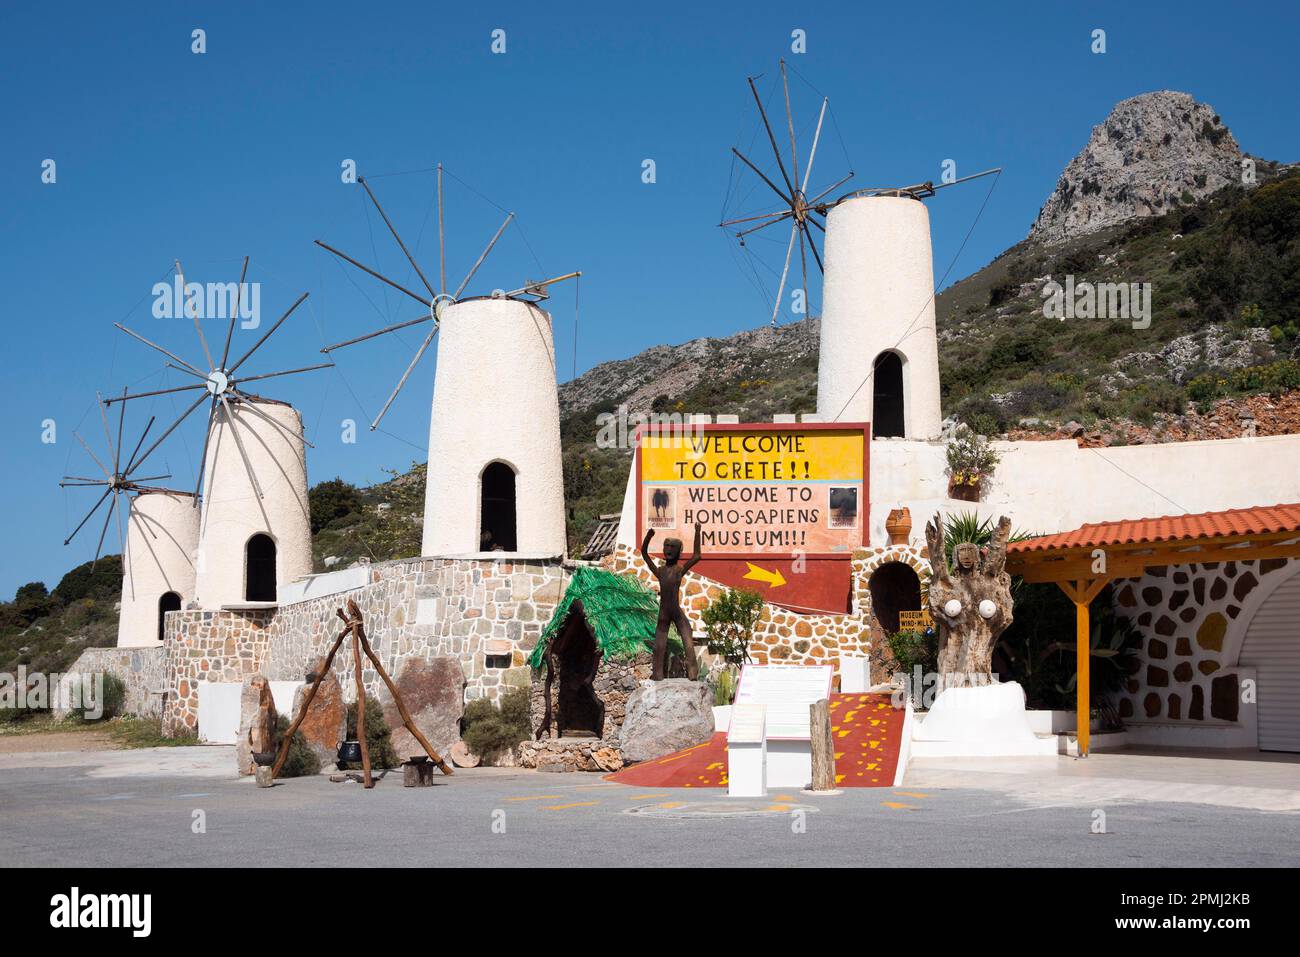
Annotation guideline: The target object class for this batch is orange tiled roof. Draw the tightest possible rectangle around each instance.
[1007,503,1300,554]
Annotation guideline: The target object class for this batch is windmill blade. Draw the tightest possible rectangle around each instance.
[437,163,446,295]
[369,323,439,431]
[801,221,824,272]
[218,396,265,499]
[771,220,798,325]
[806,172,855,209]
[359,176,436,299]
[63,487,113,545]
[92,492,117,565]
[61,476,108,485]
[73,430,113,480]
[176,260,217,373]
[96,393,116,471]
[122,416,156,475]
[235,362,334,385]
[314,240,433,309]
[320,315,433,354]
[113,389,127,474]
[114,485,128,578]
[166,362,208,381]
[125,474,172,484]
[735,211,792,240]
[220,255,250,371]
[797,228,809,316]
[229,389,316,448]
[747,74,797,199]
[780,59,800,198]
[226,291,309,375]
[730,147,792,207]
[192,398,218,506]
[801,97,828,195]
[130,391,209,477]
[720,208,791,228]
[114,323,208,379]
[453,212,514,300]
[105,381,208,405]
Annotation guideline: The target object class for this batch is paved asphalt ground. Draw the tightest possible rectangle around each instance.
[2,758,1298,867]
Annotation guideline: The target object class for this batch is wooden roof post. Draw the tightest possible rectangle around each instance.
[1075,594,1090,758]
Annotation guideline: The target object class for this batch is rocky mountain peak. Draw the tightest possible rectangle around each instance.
[1030,90,1241,244]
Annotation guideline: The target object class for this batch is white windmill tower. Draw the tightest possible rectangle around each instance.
[721,61,999,439]
[316,166,579,557]
[106,258,331,607]
[60,395,199,646]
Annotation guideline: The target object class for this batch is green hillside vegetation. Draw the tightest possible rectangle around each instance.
[0,556,123,676]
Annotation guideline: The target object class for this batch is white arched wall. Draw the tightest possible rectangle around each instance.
[816,195,943,438]
[422,298,566,558]
[117,490,200,647]
[194,398,312,607]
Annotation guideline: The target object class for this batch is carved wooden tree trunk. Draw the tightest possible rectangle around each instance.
[924,513,1015,685]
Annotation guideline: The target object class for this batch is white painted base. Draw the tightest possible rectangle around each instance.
[727,742,766,797]
[765,740,813,789]
[911,682,1059,758]
[839,655,871,693]
[197,682,242,744]
[277,567,369,604]
[712,705,733,731]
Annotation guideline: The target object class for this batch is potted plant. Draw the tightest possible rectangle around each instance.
[945,425,1001,501]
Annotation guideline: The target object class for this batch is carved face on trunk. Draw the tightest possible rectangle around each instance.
[954,542,979,573]
[662,537,683,563]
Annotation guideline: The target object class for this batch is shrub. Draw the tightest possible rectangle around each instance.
[61,672,126,722]
[343,694,399,769]
[702,588,765,665]
[273,715,321,777]
[308,478,365,535]
[887,629,937,676]
[462,688,532,759]
[944,425,1002,487]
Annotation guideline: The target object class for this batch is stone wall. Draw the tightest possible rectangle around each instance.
[162,555,569,736]
[1113,557,1294,724]
[55,645,168,718]
[530,653,652,742]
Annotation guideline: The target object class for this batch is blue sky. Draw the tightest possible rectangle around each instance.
[3,0,1298,597]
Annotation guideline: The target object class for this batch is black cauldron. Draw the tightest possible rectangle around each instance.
[337,740,362,765]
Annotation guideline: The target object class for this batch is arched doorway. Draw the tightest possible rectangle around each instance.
[872,351,905,438]
[868,561,922,634]
[157,591,181,643]
[480,462,517,552]
[245,534,277,602]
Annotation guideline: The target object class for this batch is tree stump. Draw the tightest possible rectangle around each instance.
[809,698,836,791]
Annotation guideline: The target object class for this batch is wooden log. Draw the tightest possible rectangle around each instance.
[352,625,373,789]
[350,599,453,775]
[809,697,836,791]
[271,626,348,780]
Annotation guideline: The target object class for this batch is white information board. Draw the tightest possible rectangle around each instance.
[733,664,833,740]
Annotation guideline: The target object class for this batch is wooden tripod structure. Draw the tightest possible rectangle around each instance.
[271,598,453,788]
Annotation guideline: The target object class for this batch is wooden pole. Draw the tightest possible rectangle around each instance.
[352,625,373,788]
[271,625,348,779]
[1076,599,1090,758]
[809,697,836,791]
[351,602,453,775]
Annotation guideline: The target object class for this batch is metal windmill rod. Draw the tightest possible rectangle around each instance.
[73,431,113,479]
[747,73,797,200]
[122,415,156,475]
[502,271,582,300]
[217,395,265,500]
[730,147,792,206]
[235,361,336,384]
[320,315,432,354]
[315,240,433,309]
[735,212,793,240]
[453,212,515,300]
[719,208,792,228]
[219,255,250,370]
[191,399,218,505]
[176,260,217,373]
[229,389,317,448]
[105,381,208,405]
[771,220,798,325]
[227,291,310,375]
[780,59,801,199]
[113,323,208,380]
[63,488,112,545]
[801,97,829,196]
[128,392,209,477]
[92,494,117,566]
[358,176,437,299]
[368,324,439,431]
[437,162,446,294]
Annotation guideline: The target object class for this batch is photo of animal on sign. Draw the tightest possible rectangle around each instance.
[636,424,868,557]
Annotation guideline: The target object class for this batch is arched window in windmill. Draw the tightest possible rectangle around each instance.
[872,351,905,438]
[245,533,277,602]
[480,462,517,553]
[157,591,181,643]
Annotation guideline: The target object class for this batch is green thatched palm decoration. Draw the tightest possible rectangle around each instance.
[529,567,681,670]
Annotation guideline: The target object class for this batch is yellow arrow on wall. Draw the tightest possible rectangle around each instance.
[742,563,787,588]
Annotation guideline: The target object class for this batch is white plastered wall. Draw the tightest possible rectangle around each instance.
[816,195,943,439]
[193,398,312,607]
[117,490,199,647]
[422,298,566,558]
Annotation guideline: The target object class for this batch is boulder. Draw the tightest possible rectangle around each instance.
[236,674,277,777]
[290,657,347,770]
[618,678,714,763]
[378,657,465,760]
